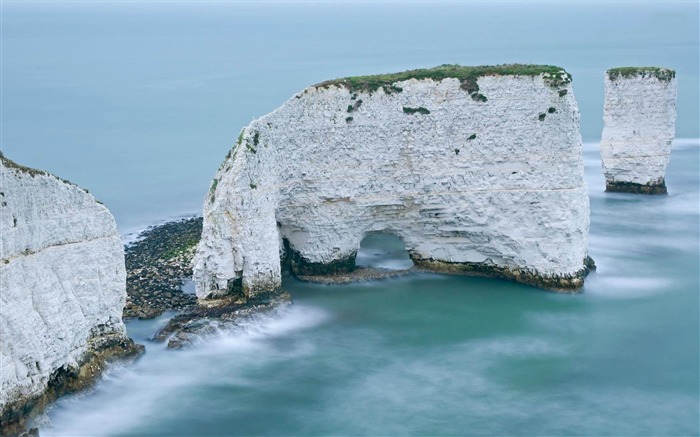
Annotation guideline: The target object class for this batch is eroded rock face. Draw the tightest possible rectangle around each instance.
[600,67,677,194]
[194,65,591,298]
[0,155,140,434]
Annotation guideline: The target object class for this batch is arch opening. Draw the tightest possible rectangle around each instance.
[355,232,414,271]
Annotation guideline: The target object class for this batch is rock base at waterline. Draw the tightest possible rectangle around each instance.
[0,337,143,436]
[295,257,595,292]
[153,289,292,349]
[411,256,596,292]
[296,267,412,284]
[605,180,667,195]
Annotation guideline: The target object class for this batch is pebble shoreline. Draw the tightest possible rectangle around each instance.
[124,217,202,319]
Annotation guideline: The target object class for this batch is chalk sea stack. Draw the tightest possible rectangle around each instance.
[600,67,677,194]
[193,64,593,299]
[0,154,142,435]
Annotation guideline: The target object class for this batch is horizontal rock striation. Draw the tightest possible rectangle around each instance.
[0,154,141,435]
[194,64,591,299]
[600,67,677,194]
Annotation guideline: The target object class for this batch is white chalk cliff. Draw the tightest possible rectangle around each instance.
[600,67,677,194]
[194,65,592,299]
[0,155,138,433]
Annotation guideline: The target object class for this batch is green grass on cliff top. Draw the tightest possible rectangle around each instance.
[607,67,675,81]
[314,64,571,93]
[0,151,49,178]
[0,151,86,191]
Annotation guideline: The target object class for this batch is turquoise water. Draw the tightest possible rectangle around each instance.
[3,1,698,435]
[38,140,700,436]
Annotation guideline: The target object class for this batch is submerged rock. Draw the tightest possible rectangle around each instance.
[297,267,412,284]
[600,67,677,194]
[0,154,142,435]
[194,64,591,298]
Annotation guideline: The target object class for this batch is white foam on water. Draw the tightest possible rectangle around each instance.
[672,137,700,150]
[585,275,674,298]
[39,304,330,436]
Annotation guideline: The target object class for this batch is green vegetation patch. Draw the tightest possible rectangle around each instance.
[467,133,477,141]
[347,99,363,113]
[127,217,203,263]
[314,64,572,94]
[538,113,547,122]
[607,67,675,82]
[209,178,218,203]
[0,152,48,178]
[403,106,431,115]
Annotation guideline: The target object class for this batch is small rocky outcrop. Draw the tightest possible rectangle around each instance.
[153,289,291,349]
[600,67,677,194]
[194,64,592,299]
[0,154,142,435]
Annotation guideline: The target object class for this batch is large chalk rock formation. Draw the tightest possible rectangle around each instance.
[194,65,592,299]
[0,154,140,434]
[600,67,677,194]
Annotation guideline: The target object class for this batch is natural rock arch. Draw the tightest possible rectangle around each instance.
[194,65,592,299]
[355,231,414,271]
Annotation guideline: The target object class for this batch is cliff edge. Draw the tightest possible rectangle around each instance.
[0,154,141,435]
[194,64,592,299]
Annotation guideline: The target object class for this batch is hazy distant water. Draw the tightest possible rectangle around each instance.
[2,1,698,233]
[3,1,698,436]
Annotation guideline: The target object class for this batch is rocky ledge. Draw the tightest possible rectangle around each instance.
[412,255,596,292]
[297,267,412,284]
[152,289,292,349]
[122,217,293,350]
[124,217,202,319]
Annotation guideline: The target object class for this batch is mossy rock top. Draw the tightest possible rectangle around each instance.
[607,67,675,82]
[313,64,572,93]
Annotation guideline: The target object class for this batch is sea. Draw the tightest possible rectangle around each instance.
[2,1,698,435]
